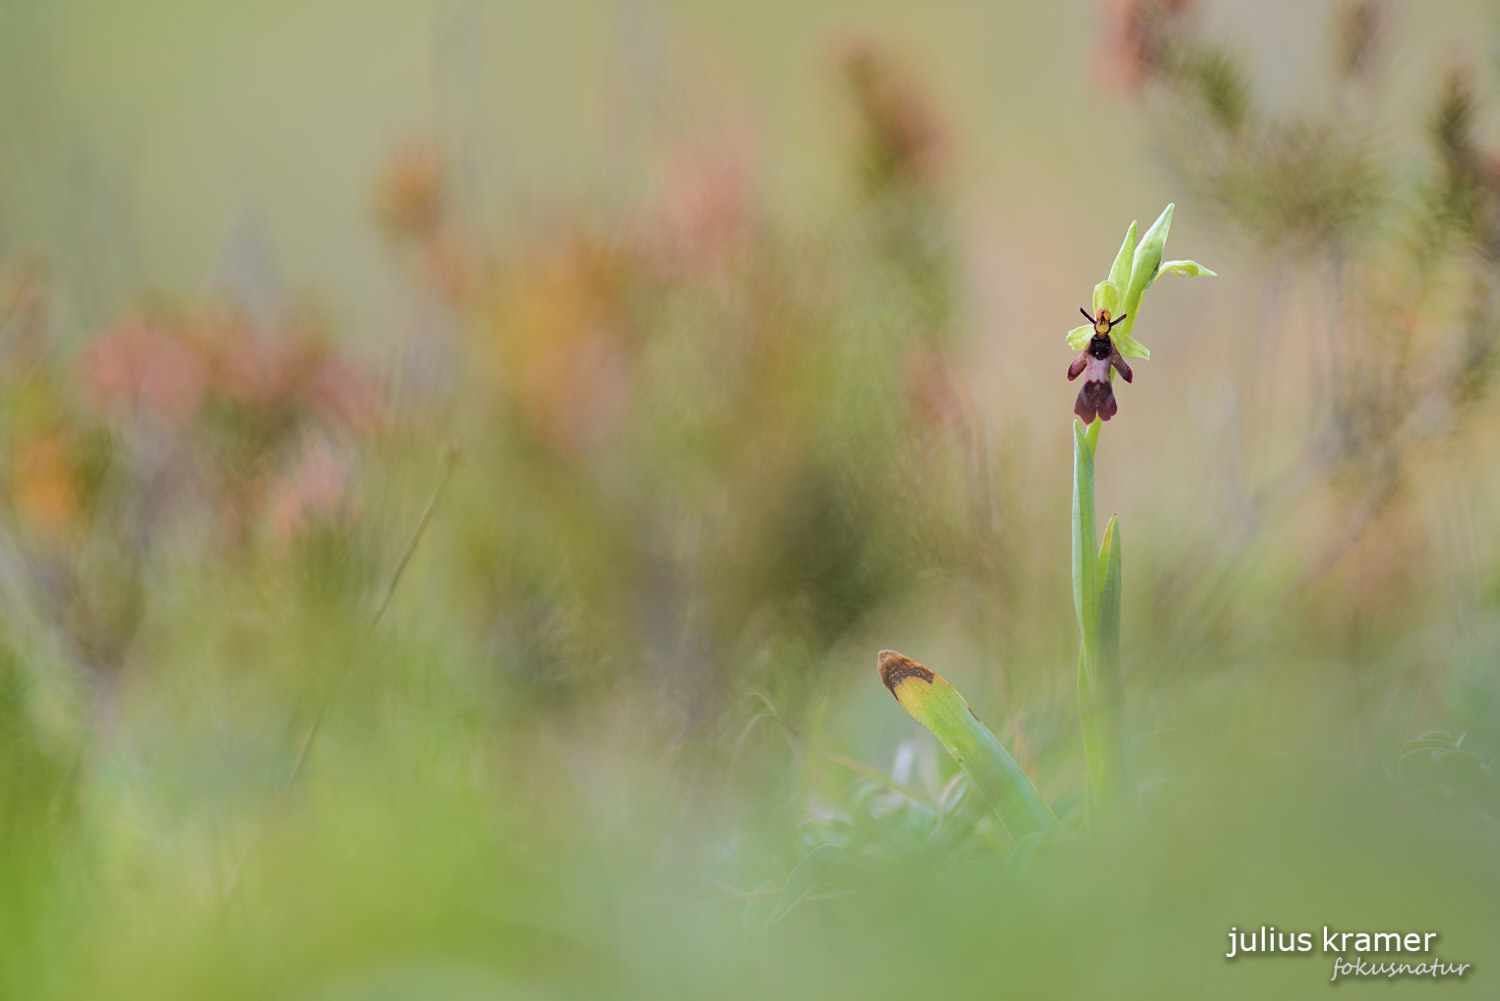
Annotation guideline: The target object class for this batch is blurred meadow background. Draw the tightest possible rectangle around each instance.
[4,0,1500,997]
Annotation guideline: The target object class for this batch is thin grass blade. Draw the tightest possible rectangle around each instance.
[768,843,842,925]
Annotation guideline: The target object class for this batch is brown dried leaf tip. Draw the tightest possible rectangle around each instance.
[1067,307,1134,423]
[878,649,935,699]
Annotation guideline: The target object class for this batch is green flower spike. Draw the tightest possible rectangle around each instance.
[1065,203,1215,363]
[1062,203,1216,828]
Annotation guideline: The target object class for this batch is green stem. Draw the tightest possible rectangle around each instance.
[1072,419,1131,824]
[1072,422,1100,690]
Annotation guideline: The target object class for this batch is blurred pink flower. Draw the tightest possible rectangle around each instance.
[82,315,209,426]
[203,309,289,406]
[1095,0,1194,93]
[906,343,967,436]
[198,306,383,433]
[836,35,949,190]
[268,438,359,544]
[306,355,383,435]
[645,141,756,276]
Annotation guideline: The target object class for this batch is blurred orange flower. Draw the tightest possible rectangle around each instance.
[375,140,446,243]
[11,432,79,540]
[488,234,636,458]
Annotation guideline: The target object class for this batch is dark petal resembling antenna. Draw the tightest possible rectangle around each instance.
[1079,307,1096,324]
[1107,312,1127,329]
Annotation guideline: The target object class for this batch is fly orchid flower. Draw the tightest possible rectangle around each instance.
[1065,203,1215,423]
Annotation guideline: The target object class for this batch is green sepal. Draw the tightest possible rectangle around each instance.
[1092,281,1119,317]
[1107,220,1136,298]
[1125,203,1174,311]
[1111,331,1151,361]
[1066,204,1213,363]
[1159,259,1216,278]
[1108,204,1174,354]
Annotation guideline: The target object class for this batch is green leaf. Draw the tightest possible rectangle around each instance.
[879,651,1061,840]
[1159,259,1216,278]
[1076,645,1104,810]
[1066,323,1092,349]
[1093,515,1133,818]
[1074,462,1133,825]
[1077,518,1132,824]
[1097,517,1122,696]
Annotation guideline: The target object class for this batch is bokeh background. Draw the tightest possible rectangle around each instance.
[4,1,1500,997]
